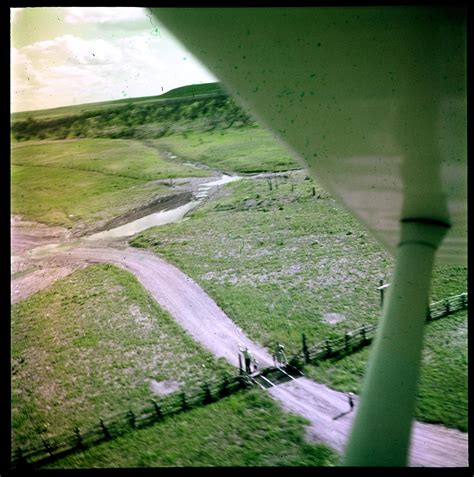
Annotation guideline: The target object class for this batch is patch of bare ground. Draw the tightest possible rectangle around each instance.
[11,264,87,305]
[11,215,71,255]
[323,313,346,325]
[150,379,182,396]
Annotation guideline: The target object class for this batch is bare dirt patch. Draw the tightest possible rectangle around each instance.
[323,313,346,325]
[11,215,71,255]
[150,379,182,396]
[11,264,87,305]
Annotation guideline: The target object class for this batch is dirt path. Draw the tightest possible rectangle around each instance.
[270,378,468,467]
[11,226,468,467]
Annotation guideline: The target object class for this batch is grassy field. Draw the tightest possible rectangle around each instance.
[43,389,338,468]
[130,171,467,429]
[11,264,234,450]
[305,309,468,431]
[10,138,209,232]
[11,138,209,181]
[155,127,300,173]
[10,129,300,232]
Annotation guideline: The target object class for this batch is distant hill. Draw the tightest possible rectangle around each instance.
[159,82,225,99]
[10,82,254,142]
[11,82,225,123]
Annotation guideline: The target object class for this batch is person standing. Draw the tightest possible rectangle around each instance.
[239,345,253,374]
[348,392,355,412]
[274,343,287,366]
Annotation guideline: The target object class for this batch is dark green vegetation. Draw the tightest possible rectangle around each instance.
[11,264,233,450]
[43,390,338,468]
[130,172,467,429]
[11,82,225,122]
[11,83,252,142]
[159,82,226,99]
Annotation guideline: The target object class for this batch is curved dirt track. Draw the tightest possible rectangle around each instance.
[11,229,468,467]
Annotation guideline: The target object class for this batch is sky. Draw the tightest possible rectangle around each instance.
[10,7,218,113]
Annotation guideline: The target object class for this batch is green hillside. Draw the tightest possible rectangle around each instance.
[10,82,252,142]
[159,82,225,98]
[11,82,225,124]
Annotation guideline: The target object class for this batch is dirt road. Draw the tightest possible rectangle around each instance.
[11,224,469,467]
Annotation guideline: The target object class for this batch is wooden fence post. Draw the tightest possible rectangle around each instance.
[41,436,53,457]
[14,447,26,468]
[461,294,467,309]
[238,353,243,375]
[302,333,310,364]
[345,332,351,352]
[100,419,111,440]
[445,300,450,315]
[312,186,316,196]
[426,307,432,321]
[361,326,367,343]
[325,340,332,356]
[74,426,83,449]
[127,409,136,429]
[219,376,230,398]
[180,392,189,411]
[152,400,163,420]
[202,383,213,405]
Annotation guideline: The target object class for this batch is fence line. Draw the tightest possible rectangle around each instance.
[290,292,468,368]
[11,373,251,469]
[11,292,467,469]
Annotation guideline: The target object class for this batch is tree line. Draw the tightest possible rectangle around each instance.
[11,93,255,142]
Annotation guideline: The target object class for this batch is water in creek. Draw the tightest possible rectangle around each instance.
[86,174,241,240]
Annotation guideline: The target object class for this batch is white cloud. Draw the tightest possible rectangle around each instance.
[21,35,123,66]
[11,30,217,112]
[63,7,149,25]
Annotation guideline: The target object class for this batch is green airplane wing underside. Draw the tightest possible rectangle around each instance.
[151,7,466,265]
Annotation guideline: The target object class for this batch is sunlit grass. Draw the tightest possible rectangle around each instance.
[11,264,233,450]
[304,310,467,431]
[130,171,467,429]
[155,127,300,173]
[43,389,338,468]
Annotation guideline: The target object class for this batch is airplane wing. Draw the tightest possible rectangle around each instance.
[151,7,466,265]
[152,7,467,467]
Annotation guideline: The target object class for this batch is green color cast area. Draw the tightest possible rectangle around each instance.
[10,138,207,230]
[130,172,467,430]
[11,138,209,181]
[43,390,338,468]
[11,264,233,450]
[156,127,300,173]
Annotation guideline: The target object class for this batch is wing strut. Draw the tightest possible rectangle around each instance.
[343,218,450,466]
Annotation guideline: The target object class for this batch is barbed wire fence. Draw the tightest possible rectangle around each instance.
[289,292,468,369]
[11,292,467,469]
[11,373,251,469]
